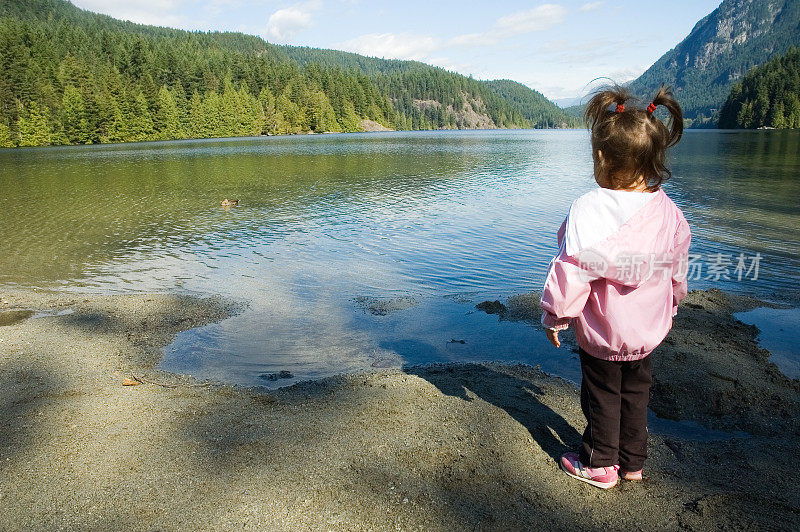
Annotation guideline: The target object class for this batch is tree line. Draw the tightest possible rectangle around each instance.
[0,0,569,148]
[718,47,800,129]
[0,11,397,147]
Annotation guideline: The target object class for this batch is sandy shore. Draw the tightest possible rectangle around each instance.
[0,288,798,530]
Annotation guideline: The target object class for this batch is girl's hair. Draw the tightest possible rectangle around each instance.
[584,83,683,191]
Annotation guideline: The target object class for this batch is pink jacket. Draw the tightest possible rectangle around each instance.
[540,187,691,361]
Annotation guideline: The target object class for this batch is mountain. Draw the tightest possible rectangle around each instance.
[553,97,583,109]
[561,104,585,121]
[484,80,579,128]
[627,0,800,127]
[718,46,800,128]
[0,0,570,147]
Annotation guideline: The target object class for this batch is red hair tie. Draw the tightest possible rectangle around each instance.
[615,104,625,113]
[646,102,657,114]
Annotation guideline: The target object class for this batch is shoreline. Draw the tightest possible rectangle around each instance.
[1,287,798,529]
[0,127,583,151]
[3,128,794,154]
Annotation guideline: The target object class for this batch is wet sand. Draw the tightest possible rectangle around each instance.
[0,288,798,530]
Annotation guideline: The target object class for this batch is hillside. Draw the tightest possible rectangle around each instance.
[561,104,585,122]
[484,80,579,128]
[0,0,571,147]
[627,0,800,127]
[271,51,578,128]
[719,46,800,128]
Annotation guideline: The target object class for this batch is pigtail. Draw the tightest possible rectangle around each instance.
[649,85,683,147]
[586,81,683,191]
[584,84,632,131]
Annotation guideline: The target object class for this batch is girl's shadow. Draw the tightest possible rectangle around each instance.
[404,363,582,461]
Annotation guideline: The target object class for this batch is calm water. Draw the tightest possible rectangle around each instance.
[1,130,798,386]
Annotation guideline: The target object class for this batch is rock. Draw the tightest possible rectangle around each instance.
[475,300,506,315]
[259,370,294,381]
[358,119,393,132]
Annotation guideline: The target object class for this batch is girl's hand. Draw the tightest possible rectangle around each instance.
[546,328,561,348]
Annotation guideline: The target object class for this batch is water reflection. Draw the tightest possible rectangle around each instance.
[1,130,798,385]
[735,306,800,380]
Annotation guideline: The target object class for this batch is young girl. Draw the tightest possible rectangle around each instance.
[540,84,691,489]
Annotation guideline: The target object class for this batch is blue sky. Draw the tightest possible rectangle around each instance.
[70,1,723,101]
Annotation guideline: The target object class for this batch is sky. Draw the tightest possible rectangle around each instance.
[70,0,723,101]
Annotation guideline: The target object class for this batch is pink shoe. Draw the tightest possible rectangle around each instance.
[559,453,619,489]
[620,469,643,481]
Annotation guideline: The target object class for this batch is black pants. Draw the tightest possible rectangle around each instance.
[578,349,653,472]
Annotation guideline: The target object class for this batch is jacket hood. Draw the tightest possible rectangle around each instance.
[563,188,681,287]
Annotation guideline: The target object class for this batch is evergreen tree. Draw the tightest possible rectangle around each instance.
[338,101,361,133]
[307,89,339,133]
[235,84,261,136]
[17,101,51,147]
[188,90,210,138]
[0,0,564,146]
[203,91,224,138]
[275,94,302,134]
[736,101,754,129]
[720,47,800,129]
[768,101,787,129]
[0,120,15,147]
[99,98,126,143]
[219,79,239,137]
[172,83,190,137]
[258,87,277,135]
[154,85,180,140]
[126,92,154,141]
[786,94,800,128]
[61,85,90,144]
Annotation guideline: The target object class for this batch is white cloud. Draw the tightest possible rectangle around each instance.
[493,4,567,37]
[204,0,245,15]
[580,1,605,11]
[447,33,496,47]
[538,37,645,64]
[265,1,322,43]
[333,4,568,82]
[534,84,577,101]
[606,66,646,83]
[335,32,440,61]
[446,4,566,50]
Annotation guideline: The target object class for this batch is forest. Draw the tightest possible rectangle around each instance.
[718,47,800,129]
[0,0,574,148]
[627,0,800,128]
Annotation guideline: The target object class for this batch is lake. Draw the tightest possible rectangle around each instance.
[1,130,798,386]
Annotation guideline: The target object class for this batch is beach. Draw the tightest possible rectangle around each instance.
[0,288,798,530]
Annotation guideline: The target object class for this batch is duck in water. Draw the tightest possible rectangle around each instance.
[221,198,239,207]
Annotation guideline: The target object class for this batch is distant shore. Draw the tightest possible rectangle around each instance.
[0,287,797,530]
[0,125,586,151]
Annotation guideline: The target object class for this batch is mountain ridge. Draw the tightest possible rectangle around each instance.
[627,0,800,126]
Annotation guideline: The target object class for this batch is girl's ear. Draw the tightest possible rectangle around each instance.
[596,149,604,162]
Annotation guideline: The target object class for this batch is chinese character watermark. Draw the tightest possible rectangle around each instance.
[574,250,762,283]
[688,252,761,282]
